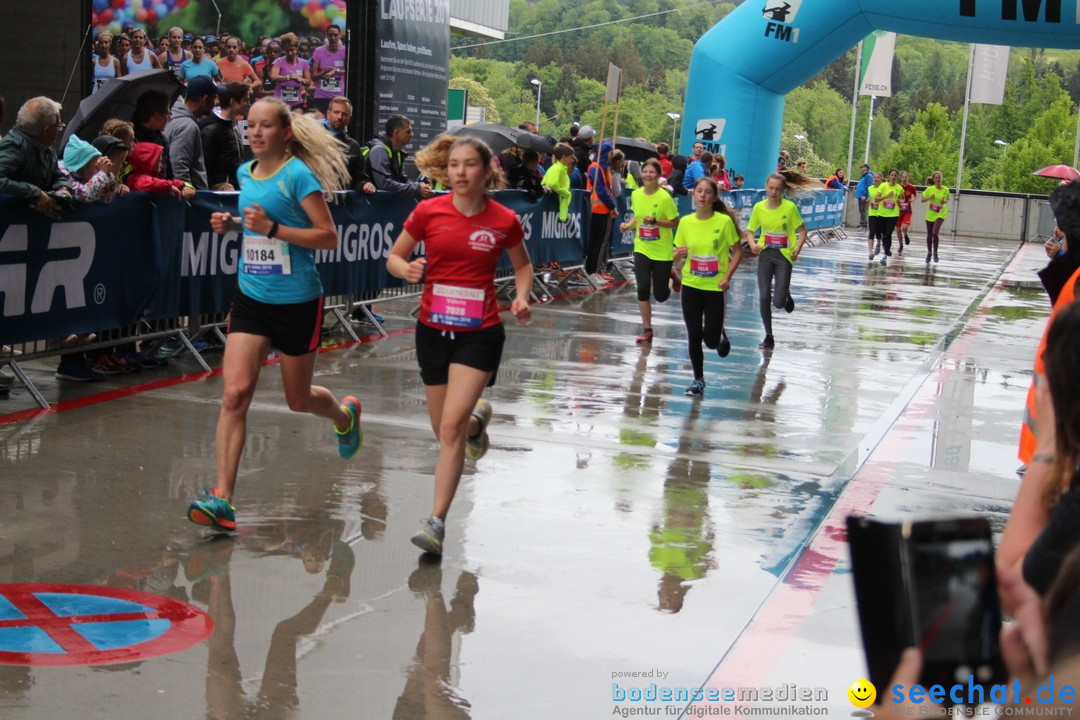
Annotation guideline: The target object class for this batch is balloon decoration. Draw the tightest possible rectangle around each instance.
[91,0,341,35]
[285,0,346,31]
[92,0,189,35]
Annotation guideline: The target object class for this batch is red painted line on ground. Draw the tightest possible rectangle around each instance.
[0,283,627,427]
[692,274,1021,700]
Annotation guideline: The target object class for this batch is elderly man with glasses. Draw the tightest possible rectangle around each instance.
[0,96,72,215]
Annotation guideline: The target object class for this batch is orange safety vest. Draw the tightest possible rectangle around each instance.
[1019,265,1080,463]
[587,161,613,216]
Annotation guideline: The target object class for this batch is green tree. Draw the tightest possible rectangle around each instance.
[878,103,956,185]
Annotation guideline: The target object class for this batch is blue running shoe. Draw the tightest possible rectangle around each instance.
[187,489,236,532]
[336,396,363,459]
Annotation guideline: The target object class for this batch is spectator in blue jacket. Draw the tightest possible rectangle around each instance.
[683,151,712,192]
[854,163,873,229]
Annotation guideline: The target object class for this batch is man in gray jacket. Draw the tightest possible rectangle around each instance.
[366,114,432,198]
[0,96,72,213]
[164,76,225,189]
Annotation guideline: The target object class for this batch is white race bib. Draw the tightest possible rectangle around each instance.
[243,234,291,275]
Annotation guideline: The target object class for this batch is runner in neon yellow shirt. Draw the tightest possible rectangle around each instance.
[867,172,884,260]
[620,158,680,345]
[747,172,807,350]
[876,168,902,265]
[673,176,743,397]
[922,170,950,264]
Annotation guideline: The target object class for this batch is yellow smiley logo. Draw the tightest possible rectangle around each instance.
[848,678,876,708]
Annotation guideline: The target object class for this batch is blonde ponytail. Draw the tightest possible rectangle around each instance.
[255,98,350,201]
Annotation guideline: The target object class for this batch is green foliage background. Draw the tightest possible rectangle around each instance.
[451,0,1080,192]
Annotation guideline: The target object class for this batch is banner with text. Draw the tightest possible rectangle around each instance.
[373,0,451,150]
[970,44,1010,105]
[858,31,896,98]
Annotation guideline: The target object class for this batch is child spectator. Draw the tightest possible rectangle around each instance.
[541,142,574,221]
[734,174,745,189]
[127,141,195,199]
[91,135,131,198]
[60,136,118,204]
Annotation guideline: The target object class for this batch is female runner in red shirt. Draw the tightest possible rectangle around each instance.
[387,136,534,556]
[896,170,918,251]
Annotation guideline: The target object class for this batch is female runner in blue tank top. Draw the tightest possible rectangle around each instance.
[186,97,364,532]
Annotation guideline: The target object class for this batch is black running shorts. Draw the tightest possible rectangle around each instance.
[415,321,505,386]
[227,289,324,356]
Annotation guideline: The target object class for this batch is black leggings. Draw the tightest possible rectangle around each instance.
[880,216,898,255]
[926,218,944,254]
[757,248,791,336]
[633,253,673,303]
[585,213,611,274]
[680,285,725,380]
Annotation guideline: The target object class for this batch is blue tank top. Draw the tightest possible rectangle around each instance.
[163,50,185,79]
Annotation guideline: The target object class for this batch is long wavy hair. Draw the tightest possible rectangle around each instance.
[255,98,349,201]
[767,170,822,198]
[415,135,506,191]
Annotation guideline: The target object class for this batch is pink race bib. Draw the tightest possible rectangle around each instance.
[430,284,485,329]
[930,203,943,213]
[882,201,896,210]
[639,225,660,240]
[900,202,911,212]
[764,232,788,249]
[690,255,719,277]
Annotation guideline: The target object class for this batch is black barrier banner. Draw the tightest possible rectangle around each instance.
[0,187,589,340]
[0,195,161,345]
[491,190,589,270]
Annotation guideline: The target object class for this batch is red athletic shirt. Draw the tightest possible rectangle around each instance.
[404,193,524,331]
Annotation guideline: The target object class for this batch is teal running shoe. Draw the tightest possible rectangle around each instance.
[336,396,363,459]
[187,489,236,532]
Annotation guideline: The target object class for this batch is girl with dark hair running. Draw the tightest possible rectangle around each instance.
[620,158,680,345]
[387,135,533,556]
[747,172,809,349]
[876,168,902,264]
[896,170,917,248]
[866,172,883,260]
[674,177,743,397]
[922,170,950,263]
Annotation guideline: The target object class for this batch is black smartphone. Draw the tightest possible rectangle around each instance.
[847,516,1007,702]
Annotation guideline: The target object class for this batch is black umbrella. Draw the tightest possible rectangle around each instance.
[61,69,185,150]
[613,136,658,163]
[447,123,554,154]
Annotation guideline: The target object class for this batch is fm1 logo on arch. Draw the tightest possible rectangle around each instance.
[763,0,803,43]
[0,584,213,666]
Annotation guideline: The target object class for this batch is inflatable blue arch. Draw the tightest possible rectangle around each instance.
[682,0,1080,185]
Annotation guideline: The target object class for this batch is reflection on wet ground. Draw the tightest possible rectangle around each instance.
[0,235,1047,718]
